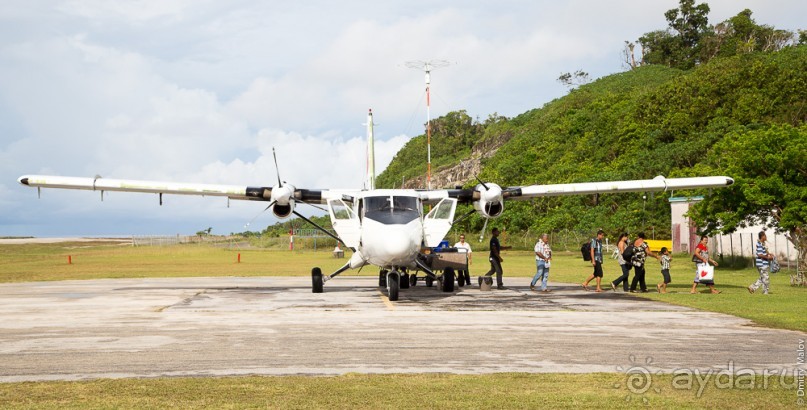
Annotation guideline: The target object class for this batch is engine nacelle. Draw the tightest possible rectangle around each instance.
[270,183,296,218]
[473,183,505,219]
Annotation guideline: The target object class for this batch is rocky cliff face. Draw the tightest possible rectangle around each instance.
[401,131,513,189]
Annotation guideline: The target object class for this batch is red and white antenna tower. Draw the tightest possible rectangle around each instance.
[405,59,450,190]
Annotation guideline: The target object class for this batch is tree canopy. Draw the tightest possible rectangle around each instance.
[378,45,806,240]
[635,1,797,69]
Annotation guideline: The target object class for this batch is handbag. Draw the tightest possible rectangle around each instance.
[691,253,702,263]
[697,263,714,282]
[770,258,781,273]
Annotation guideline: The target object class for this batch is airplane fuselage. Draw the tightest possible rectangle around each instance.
[326,189,456,272]
[359,217,422,268]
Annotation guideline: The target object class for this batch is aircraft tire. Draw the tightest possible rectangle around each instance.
[312,267,323,293]
[388,271,400,301]
[379,270,387,287]
[442,267,455,292]
[400,272,410,289]
[409,273,417,287]
[425,276,434,287]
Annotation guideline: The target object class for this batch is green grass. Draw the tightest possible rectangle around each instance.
[502,250,807,332]
[0,241,350,282]
[1,243,805,331]
[0,373,798,409]
[1,243,804,408]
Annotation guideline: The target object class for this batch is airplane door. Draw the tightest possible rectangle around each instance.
[327,199,361,249]
[422,198,457,247]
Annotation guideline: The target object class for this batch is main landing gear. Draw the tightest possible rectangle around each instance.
[311,265,458,302]
[312,267,323,293]
[441,267,455,293]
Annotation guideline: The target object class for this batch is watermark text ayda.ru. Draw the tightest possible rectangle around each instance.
[617,353,803,403]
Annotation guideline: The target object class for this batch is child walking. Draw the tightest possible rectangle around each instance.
[657,247,672,293]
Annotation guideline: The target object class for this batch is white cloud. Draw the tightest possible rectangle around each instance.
[1,0,806,236]
[55,0,196,23]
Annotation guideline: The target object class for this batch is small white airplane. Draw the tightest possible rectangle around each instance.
[18,109,734,301]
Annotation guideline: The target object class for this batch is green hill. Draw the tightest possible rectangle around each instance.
[376,45,807,238]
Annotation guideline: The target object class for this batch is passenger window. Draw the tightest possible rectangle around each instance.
[429,200,453,220]
[330,200,354,220]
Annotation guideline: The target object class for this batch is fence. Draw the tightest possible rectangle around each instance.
[711,231,798,269]
[132,235,190,246]
[447,229,614,253]
[132,235,248,247]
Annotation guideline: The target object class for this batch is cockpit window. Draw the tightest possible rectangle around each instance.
[363,195,420,224]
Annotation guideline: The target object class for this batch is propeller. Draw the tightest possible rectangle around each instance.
[243,200,277,230]
[478,218,489,243]
[273,147,282,187]
[475,174,490,191]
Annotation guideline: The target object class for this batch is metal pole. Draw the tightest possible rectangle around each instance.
[426,68,432,190]
[774,232,778,268]
[749,233,753,260]
[787,234,791,269]
[730,234,734,265]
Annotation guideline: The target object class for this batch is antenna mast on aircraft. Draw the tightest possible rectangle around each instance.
[405,59,450,190]
[366,108,376,190]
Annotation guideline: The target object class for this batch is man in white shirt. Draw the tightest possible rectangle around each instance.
[454,234,472,286]
[530,234,552,292]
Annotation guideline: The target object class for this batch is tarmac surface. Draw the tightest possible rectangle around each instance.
[0,276,803,382]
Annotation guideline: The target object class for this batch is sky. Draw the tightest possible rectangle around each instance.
[1,0,805,237]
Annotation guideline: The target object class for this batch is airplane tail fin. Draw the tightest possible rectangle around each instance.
[366,109,376,190]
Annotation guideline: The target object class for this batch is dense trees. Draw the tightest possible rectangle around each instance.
[632,1,798,70]
[686,125,807,280]
[377,44,806,248]
[639,0,711,69]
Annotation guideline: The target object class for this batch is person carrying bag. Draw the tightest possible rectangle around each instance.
[690,236,720,294]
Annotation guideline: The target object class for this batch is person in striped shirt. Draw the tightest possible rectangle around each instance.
[656,247,672,293]
[748,231,774,295]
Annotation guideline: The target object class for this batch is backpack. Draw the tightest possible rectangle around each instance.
[581,241,592,261]
[622,244,635,263]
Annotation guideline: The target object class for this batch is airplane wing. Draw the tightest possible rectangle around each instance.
[420,175,733,218]
[17,174,329,203]
[19,173,732,221]
[505,175,734,199]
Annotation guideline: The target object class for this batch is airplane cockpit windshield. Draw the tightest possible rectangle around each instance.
[363,196,420,224]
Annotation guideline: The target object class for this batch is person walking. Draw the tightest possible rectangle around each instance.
[629,232,659,293]
[690,236,720,294]
[530,234,552,292]
[748,231,773,295]
[482,228,511,289]
[610,233,631,292]
[656,247,672,293]
[582,230,605,292]
[454,234,472,287]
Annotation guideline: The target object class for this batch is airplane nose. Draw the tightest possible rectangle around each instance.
[383,231,413,256]
[18,176,29,185]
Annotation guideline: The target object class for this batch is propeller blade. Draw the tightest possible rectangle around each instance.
[478,218,489,243]
[475,175,490,191]
[272,147,282,187]
[244,200,276,229]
